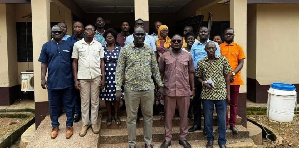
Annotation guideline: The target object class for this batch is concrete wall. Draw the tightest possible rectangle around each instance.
[256,4,298,85]
[196,3,230,21]
[247,4,257,79]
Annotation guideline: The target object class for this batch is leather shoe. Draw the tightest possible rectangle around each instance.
[74,113,81,122]
[160,140,171,148]
[51,127,59,139]
[145,144,153,148]
[230,126,238,134]
[66,126,73,139]
[179,140,191,148]
[206,141,213,148]
[219,144,226,148]
[188,125,201,132]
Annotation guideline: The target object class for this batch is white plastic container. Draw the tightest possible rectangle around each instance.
[267,83,297,122]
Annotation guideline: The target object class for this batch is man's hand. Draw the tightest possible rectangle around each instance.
[191,89,195,97]
[116,90,122,101]
[75,80,81,90]
[229,73,234,82]
[41,79,47,89]
[158,86,164,95]
[226,94,230,104]
[100,80,105,90]
[203,83,212,89]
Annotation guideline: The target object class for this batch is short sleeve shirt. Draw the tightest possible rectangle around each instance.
[195,55,232,100]
[220,42,246,85]
[38,40,74,89]
[159,50,195,96]
[72,39,105,79]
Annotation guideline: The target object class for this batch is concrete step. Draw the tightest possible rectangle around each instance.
[101,112,242,129]
[26,113,102,148]
[99,125,249,144]
[99,138,256,148]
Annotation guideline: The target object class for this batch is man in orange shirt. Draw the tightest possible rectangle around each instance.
[219,28,246,134]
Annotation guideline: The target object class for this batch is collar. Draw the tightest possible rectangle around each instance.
[130,42,145,48]
[95,29,105,35]
[80,38,96,45]
[197,39,210,45]
[224,42,235,46]
[204,55,220,62]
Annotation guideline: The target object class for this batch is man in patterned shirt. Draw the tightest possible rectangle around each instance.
[196,42,232,148]
[116,26,164,148]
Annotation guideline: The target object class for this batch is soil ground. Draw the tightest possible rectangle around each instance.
[248,115,299,148]
[0,118,28,138]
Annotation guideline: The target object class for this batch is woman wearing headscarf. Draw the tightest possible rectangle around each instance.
[156,25,171,59]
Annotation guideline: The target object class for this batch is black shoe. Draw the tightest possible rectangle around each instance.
[206,141,213,148]
[230,126,238,134]
[188,125,201,132]
[160,141,171,148]
[145,144,153,148]
[219,144,226,148]
[179,140,191,148]
[74,113,81,122]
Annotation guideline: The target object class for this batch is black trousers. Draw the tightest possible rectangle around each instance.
[192,76,202,126]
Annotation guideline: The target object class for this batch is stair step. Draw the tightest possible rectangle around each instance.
[101,115,242,129]
[99,125,249,144]
[99,138,256,148]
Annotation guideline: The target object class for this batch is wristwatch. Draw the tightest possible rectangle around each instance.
[232,72,236,76]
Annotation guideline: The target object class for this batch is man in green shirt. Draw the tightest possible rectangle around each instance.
[116,27,163,148]
[195,41,232,148]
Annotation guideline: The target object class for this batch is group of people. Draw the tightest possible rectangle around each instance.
[39,17,245,148]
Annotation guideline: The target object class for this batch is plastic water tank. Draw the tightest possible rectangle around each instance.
[267,82,297,122]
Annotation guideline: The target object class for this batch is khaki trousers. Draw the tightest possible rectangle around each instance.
[79,76,100,126]
[164,96,190,141]
[124,89,154,146]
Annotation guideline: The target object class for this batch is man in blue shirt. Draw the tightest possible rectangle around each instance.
[188,26,221,133]
[58,22,71,41]
[66,21,84,123]
[125,19,157,52]
[38,25,75,139]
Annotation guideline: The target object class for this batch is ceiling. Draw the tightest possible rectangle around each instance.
[73,0,193,13]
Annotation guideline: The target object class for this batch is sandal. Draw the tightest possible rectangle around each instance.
[106,117,112,126]
[115,117,121,125]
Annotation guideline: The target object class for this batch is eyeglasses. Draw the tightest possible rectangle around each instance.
[134,33,145,37]
[225,33,234,36]
[85,28,95,32]
[171,40,182,43]
[52,31,63,34]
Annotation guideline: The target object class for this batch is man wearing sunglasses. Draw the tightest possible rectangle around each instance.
[159,34,194,148]
[189,26,221,133]
[116,26,164,148]
[38,25,75,139]
[72,25,105,137]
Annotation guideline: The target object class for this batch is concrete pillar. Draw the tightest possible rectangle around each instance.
[31,0,50,128]
[230,0,247,127]
[0,4,19,106]
[134,0,149,32]
[65,8,73,36]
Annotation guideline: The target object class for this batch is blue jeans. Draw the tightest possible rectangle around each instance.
[48,88,74,128]
[202,99,227,145]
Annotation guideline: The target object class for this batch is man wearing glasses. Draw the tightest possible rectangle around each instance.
[189,26,221,133]
[159,34,194,148]
[219,28,246,135]
[38,25,75,139]
[116,27,163,148]
[72,25,105,137]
